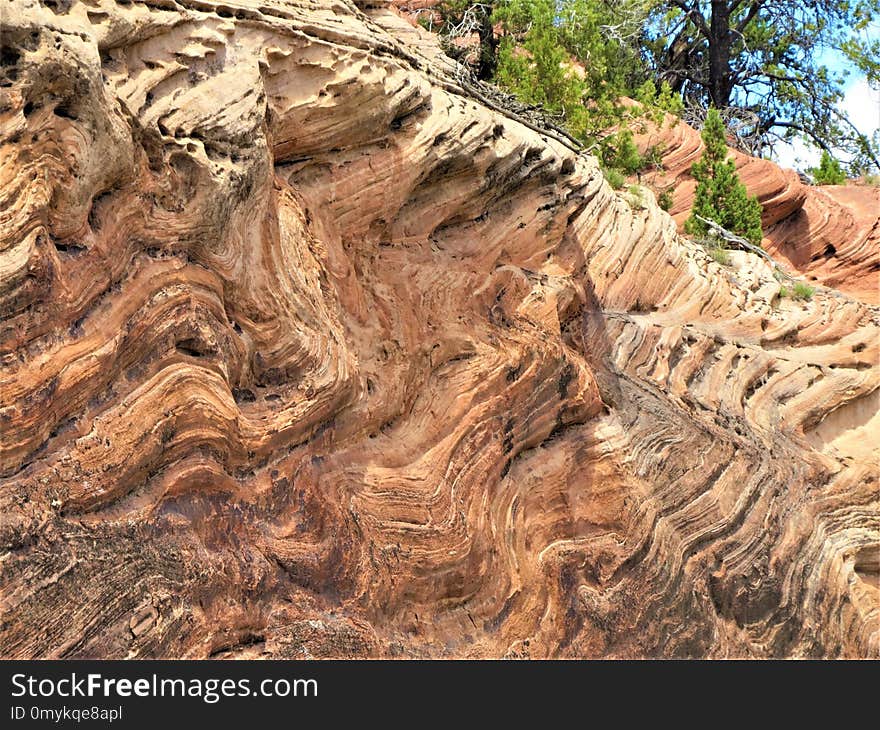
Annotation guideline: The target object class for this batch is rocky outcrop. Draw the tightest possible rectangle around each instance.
[764,184,880,305]
[0,0,877,659]
[635,114,880,305]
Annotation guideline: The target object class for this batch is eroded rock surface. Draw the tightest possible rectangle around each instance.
[1,0,878,658]
[635,113,880,305]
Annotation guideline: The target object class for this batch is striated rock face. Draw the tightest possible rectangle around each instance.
[635,114,880,305]
[1,0,878,659]
[764,184,880,306]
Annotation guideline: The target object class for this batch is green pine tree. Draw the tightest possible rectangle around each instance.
[811,151,846,185]
[685,109,763,246]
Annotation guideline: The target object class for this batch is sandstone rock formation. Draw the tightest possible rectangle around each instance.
[1,0,877,659]
[634,114,880,305]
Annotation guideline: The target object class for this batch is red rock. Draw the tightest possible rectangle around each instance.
[0,0,876,659]
[635,111,879,304]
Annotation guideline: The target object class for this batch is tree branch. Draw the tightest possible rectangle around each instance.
[669,0,711,38]
[695,215,796,281]
[734,0,766,33]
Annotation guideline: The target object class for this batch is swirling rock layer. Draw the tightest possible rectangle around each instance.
[1,0,878,658]
[636,114,880,305]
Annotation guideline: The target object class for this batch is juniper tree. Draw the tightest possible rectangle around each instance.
[684,108,764,245]
[811,150,847,184]
[451,0,678,179]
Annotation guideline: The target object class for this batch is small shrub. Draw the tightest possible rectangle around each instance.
[792,281,815,299]
[603,167,626,189]
[634,79,684,124]
[696,234,731,266]
[658,187,674,211]
[625,184,647,209]
[811,151,846,185]
[600,129,645,175]
[708,246,731,266]
[640,143,666,170]
[778,282,815,300]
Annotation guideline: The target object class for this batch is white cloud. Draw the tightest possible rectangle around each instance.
[774,135,821,172]
[842,77,880,138]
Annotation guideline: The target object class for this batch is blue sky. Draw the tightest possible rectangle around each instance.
[774,29,880,172]
[774,77,880,171]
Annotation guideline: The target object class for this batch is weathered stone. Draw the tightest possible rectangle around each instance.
[0,0,876,659]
